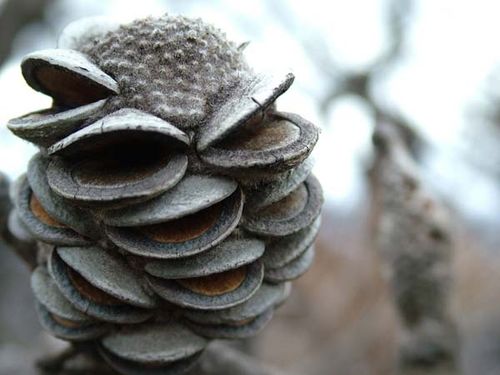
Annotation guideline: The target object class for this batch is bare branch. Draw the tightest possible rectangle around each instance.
[0,172,10,231]
[372,0,413,71]
[0,0,54,67]
[263,0,340,81]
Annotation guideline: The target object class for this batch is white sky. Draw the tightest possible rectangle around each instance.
[0,0,499,224]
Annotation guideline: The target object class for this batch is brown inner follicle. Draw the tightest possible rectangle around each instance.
[218,119,299,151]
[67,267,122,306]
[72,134,174,188]
[177,266,247,296]
[30,194,66,228]
[257,183,308,221]
[36,65,111,108]
[50,313,84,329]
[139,201,223,244]
[227,317,256,327]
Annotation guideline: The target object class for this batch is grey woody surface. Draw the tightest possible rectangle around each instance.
[3,14,324,375]
[200,112,318,174]
[186,308,274,339]
[49,250,154,324]
[265,246,315,283]
[48,108,189,156]
[99,350,201,375]
[101,322,207,364]
[27,153,99,238]
[15,175,91,246]
[100,174,238,227]
[148,261,264,310]
[21,48,118,105]
[184,282,290,324]
[262,216,321,269]
[47,153,188,205]
[197,72,294,151]
[7,99,107,147]
[245,158,314,211]
[145,235,265,279]
[36,302,108,341]
[105,189,243,259]
[31,266,93,323]
[243,175,323,237]
[57,246,157,308]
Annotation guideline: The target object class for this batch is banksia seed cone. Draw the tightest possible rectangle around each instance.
[6,15,323,374]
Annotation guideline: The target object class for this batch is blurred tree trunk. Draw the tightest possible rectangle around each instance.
[369,121,458,374]
[0,0,53,67]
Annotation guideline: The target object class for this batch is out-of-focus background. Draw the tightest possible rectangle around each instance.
[1,1,500,374]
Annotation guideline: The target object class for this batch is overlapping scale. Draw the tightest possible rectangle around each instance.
[27,153,99,239]
[99,174,238,227]
[57,246,157,308]
[21,48,119,107]
[49,249,154,324]
[196,72,295,151]
[184,282,290,339]
[7,99,107,147]
[186,308,274,340]
[199,111,319,179]
[244,158,314,211]
[184,282,290,324]
[32,266,108,341]
[265,246,316,284]
[98,323,206,375]
[149,261,264,310]
[14,175,90,246]
[104,185,243,259]
[7,209,34,244]
[144,234,264,279]
[243,175,323,236]
[262,216,321,269]
[7,15,324,375]
[8,48,119,148]
[46,109,189,206]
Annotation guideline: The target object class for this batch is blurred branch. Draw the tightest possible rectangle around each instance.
[0,172,10,232]
[0,0,53,67]
[372,0,413,70]
[370,120,458,371]
[463,69,500,178]
[264,0,340,81]
[0,172,37,268]
[319,0,414,111]
[266,0,417,147]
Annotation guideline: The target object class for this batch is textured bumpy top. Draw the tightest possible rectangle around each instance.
[78,16,251,128]
[6,14,323,375]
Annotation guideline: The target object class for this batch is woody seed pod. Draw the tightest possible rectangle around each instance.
[6,14,323,374]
